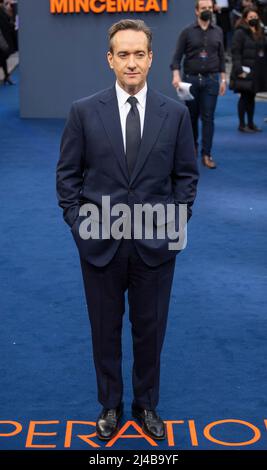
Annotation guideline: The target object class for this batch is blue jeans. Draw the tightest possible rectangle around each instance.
[183,73,220,157]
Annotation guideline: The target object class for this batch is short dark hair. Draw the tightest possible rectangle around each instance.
[195,0,214,9]
[108,19,152,53]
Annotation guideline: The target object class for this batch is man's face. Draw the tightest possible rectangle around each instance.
[195,0,214,18]
[107,29,153,95]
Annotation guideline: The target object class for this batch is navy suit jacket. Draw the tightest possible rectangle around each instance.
[56,85,199,267]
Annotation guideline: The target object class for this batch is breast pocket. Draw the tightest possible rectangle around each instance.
[149,143,175,175]
[152,142,175,154]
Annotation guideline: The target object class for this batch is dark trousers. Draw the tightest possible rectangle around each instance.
[80,238,176,410]
[238,91,256,128]
[215,9,232,52]
[184,73,220,157]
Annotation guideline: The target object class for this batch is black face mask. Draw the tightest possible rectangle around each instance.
[248,18,258,27]
[200,10,212,22]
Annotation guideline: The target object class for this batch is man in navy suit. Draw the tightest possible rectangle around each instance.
[56,19,199,441]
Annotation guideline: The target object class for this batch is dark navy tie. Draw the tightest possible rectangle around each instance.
[126,96,141,176]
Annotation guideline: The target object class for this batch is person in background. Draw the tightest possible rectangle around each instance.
[0,0,15,84]
[4,1,18,50]
[230,6,267,132]
[214,0,234,55]
[256,0,267,26]
[231,0,256,25]
[171,0,227,170]
[3,0,13,17]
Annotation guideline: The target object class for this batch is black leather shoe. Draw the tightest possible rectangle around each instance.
[96,402,123,440]
[132,403,166,440]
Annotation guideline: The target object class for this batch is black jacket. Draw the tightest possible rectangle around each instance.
[230,23,267,93]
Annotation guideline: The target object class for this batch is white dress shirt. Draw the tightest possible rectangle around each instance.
[115,81,147,153]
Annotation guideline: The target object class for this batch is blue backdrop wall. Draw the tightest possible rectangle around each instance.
[18,0,195,118]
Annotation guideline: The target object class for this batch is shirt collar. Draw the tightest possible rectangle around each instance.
[194,20,214,29]
[115,81,147,108]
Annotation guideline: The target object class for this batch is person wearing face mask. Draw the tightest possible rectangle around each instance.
[230,6,267,131]
[171,0,226,170]
[231,1,257,27]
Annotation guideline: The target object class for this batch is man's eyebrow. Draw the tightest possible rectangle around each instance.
[117,50,146,54]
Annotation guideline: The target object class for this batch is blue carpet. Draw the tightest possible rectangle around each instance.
[0,69,267,450]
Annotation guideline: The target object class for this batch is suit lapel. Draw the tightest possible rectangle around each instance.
[97,86,168,185]
[97,86,129,182]
[130,88,168,185]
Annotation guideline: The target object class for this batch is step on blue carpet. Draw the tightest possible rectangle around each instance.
[0,69,267,450]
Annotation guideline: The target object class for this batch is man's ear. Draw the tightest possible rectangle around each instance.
[107,51,114,69]
[149,51,153,67]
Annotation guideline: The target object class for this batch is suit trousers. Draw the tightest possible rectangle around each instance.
[79,237,176,410]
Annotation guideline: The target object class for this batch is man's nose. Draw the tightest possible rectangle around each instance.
[127,55,137,69]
